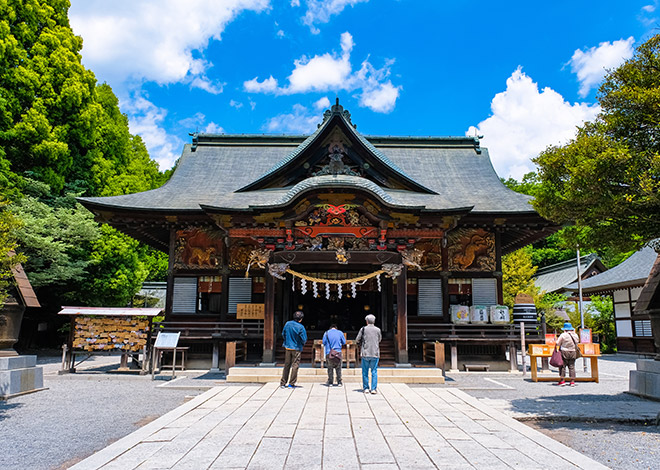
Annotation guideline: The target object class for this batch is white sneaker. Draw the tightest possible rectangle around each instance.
[370,389,377,394]
[363,388,370,394]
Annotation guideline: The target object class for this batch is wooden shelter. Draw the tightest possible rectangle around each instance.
[79,101,555,365]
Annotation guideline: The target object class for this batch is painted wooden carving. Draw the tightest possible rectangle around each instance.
[413,239,443,271]
[448,228,495,271]
[401,248,424,271]
[295,204,376,238]
[229,239,260,270]
[175,227,223,269]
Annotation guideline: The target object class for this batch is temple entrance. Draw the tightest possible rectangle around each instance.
[292,290,382,337]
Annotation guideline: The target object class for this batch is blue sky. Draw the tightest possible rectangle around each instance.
[68,1,658,179]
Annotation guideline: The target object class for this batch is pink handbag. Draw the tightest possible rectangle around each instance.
[549,346,563,368]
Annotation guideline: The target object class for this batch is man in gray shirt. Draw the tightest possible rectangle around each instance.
[356,314,381,394]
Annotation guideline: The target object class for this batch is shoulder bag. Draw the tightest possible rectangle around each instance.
[549,345,563,368]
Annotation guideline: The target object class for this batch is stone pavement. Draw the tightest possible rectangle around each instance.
[70,383,609,470]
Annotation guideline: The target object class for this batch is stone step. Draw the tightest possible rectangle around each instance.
[226,366,445,384]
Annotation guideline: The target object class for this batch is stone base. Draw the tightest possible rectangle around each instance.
[0,355,44,400]
[629,359,660,401]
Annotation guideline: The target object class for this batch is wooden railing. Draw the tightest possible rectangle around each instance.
[408,323,541,342]
[152,320,264,340]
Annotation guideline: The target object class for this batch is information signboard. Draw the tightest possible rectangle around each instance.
[237,303,265,319]
[544,334,556,345]
[580,328,592,344]
[154,332,180,349]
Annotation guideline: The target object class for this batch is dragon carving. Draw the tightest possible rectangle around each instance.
[448,228,495,271]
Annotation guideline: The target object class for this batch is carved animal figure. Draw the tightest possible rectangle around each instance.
[452,235,490,269]
[401,248,424,270]
[189,247,216,267]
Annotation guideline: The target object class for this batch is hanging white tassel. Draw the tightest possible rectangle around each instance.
[292,277,296,291]
[301,279,307,295]
[351,282,357,298]
[325,283,330,299]
[338,283,342,299]
[313,281,318,297]
[376,274,381,292]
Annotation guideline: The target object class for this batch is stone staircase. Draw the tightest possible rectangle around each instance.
[226,365,444,384]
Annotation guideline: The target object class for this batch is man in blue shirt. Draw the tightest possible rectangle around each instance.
[280,310,307,388]
[322,324,346,387]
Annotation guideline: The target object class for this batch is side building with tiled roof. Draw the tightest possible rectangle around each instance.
[566,245,659,354]
[79,101,557,367]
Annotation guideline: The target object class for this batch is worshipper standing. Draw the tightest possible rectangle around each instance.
[356,314,381,394]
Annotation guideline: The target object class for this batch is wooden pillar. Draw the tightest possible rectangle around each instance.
[165,227,176,317]
[263,273,275,363]
[397,266,409,364]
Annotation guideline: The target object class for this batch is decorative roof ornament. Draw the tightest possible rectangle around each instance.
[321,97,354,127]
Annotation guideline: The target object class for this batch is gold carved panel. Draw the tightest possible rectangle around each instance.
[414,239,444,271]
[448,228,495,271]
[174,227,224,269]
[229,239,259,270]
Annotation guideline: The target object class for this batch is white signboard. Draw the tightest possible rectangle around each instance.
[154,332,180,349]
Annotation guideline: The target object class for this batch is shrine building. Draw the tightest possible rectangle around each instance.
[79,101,556,366]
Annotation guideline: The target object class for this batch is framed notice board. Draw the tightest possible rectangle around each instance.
[236,303,265,319]
[154,332,181,349]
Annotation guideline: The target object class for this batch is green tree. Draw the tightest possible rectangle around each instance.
[534,35,660,251]
[0,198,25,307]
[84,225,149,306]
[586,295,616,353]
[502,247,538,309]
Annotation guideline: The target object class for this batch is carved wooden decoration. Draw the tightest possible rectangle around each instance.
[448,228,495,271]
[413,239,443,271]
[174,227,224,269]
[229,239,260,270]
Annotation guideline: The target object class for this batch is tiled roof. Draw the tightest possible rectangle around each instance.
[535,254,605,294]
[566,245,659,292]
[79,108,537,215]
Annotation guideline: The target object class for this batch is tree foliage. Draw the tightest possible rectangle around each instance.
[501,248,538,309]
[0,1,172,313]
[0,198,25,307]
[533,35,660,251]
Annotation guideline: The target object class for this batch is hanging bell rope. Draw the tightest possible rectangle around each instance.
[285,268,385,285]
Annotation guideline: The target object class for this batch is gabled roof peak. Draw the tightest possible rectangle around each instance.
[321,98,355,128]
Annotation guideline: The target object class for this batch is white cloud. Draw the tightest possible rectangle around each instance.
[300,0,370,34]
[467,68,600,180]
[230,100,244,109]
[203,122,224,133]
[244,75,280,93]
[69,0,269,89]
[265,104,320,134]
[123,95,184,170]
[243,32,400,113]
[178,112,207,129]
[314,96,331,110]
[569,37,635,97]
[642,3,656,12]
[277,29,285,38]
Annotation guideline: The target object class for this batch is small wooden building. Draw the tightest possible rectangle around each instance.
[569,244,659,354]
[79,101,555,364]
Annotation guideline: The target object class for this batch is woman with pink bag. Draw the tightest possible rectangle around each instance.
[555,322,581,387]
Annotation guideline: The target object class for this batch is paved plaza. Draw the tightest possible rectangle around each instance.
[70,383,608,470]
